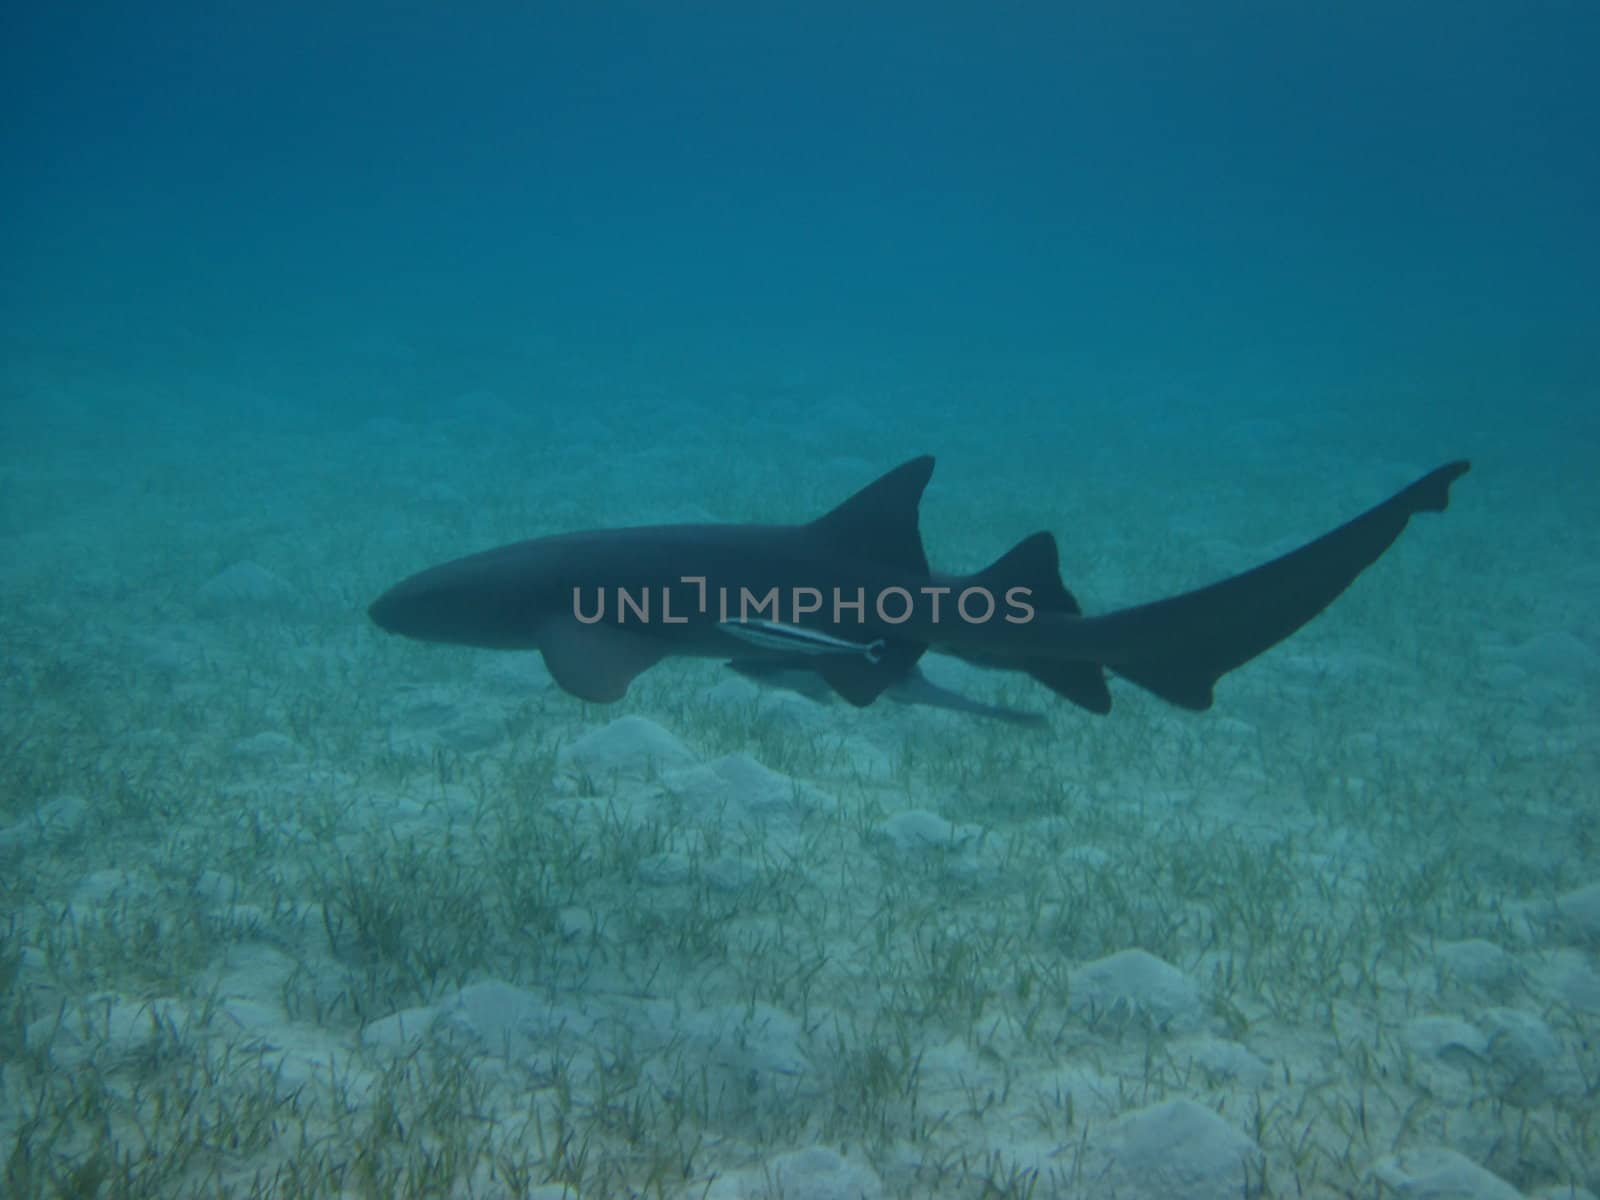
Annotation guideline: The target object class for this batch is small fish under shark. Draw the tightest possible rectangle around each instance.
[726,657,1048,727]
[718,617,1044,725]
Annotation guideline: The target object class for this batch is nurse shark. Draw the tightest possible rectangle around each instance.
[369,456,1469,715]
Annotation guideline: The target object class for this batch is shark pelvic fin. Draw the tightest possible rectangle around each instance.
[818,640,926,706]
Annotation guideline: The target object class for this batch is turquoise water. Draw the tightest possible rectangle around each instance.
[3,5,1596,1198]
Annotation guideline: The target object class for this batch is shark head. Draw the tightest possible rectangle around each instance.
[368,541,557,650]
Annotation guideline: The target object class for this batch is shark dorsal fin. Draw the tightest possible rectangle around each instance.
[968,531,1112,713]
[970,531,1080,614]
[808,456,934,575]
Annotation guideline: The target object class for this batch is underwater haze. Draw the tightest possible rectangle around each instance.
[2,3,1597,1198]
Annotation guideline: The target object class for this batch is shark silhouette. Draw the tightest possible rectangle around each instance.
[369,457,1468,713]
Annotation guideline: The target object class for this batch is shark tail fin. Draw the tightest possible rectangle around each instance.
[969,532,1113,714]
[1087,460,1472,711]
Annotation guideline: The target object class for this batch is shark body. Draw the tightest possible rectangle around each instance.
[369,456,1468,713]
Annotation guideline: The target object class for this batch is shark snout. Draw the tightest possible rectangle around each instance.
[367,569,445,638]
[366,562,539,650]
[367,589,405,634]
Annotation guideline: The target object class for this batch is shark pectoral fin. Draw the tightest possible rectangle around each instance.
[538,620,664,703]
[817,641,927,707]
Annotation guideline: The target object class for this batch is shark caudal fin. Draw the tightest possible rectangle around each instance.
[1086,460,1471,710]
[963,531,1114,714]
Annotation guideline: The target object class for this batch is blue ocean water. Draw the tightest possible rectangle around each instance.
[7,3,1596,437]
[3,3,1597,1197]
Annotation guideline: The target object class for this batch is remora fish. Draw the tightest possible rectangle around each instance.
[719,617,886,662]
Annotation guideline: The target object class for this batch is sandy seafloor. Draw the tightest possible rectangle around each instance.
[2,337,1597,1200]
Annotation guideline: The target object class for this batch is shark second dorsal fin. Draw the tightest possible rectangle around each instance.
[970,531,1113,714]
[970,531,1080,614]
[808,456,934,575]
